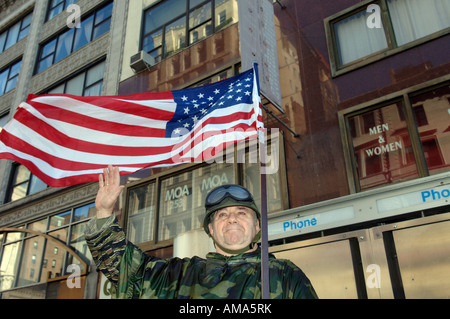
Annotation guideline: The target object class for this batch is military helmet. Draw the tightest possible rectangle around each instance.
[203,184,261,240]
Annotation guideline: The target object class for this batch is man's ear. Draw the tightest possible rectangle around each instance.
[254,211,260,232]
[208,223,214,237]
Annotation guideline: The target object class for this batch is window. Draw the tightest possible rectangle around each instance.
[4,61,106,203]
[46,60,105,96]
[158,162,236,241]
[348,102,418,190]
[142,0,238,63]
[36,2,112,74]
[7,164,47,203]
[191,67,233,87]
[127,182,156,244]
[0,12,32,53]
[326,0,450,75]
[189,1,212,45]
[46,0,79,21]
[333,8,388,66]
[410,85,450,175]
[0,113,9,131]
[0,202,95,292]
[387,0,450,46]
[0,60,21,96]
[343,81,450,191]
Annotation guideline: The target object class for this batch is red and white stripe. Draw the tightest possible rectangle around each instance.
[0,77,263,187]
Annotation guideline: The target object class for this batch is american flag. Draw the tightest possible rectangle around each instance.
[0,67,264,187]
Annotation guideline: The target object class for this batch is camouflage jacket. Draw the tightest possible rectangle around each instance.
[85,215,318,299]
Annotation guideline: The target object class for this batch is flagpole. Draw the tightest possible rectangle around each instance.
[253,62,270,299]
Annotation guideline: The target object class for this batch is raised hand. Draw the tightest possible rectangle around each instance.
[95,165,125,218]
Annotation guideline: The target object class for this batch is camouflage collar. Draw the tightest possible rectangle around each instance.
[206,247,275,266]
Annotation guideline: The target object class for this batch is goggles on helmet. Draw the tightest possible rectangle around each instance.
[203,184,261,245]
[205,185,254,210]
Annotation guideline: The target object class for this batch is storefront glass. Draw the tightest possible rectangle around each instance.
[0,202,94,294]
[158,162,235,241]
[73,203,96,222]
[127,183,156,244]
[0,241,22,290]
[411,85,450,175]
[17,236,46,286]
[45,228,68,279]
[68,221,92,272]
[349,102,419,190]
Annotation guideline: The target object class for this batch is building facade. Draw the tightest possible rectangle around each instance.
[0,0,449,299]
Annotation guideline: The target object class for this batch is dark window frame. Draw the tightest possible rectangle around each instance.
[141,0,237,63]
[45,0,80,22]
[35,2,113,74]
[0,11,33,53]
[340,78,450,192]
[5,163,48,203]
[0,60,22,96]
[325,0,450,77]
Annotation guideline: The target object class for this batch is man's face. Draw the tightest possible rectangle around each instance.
[208,206,260,255]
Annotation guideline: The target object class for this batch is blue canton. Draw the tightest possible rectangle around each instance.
[166,69,254,138]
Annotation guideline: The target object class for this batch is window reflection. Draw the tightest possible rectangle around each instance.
[158,163,235,241]
[125,134,283,246]
[47,61,105,96]
[8,164,47,203]
[159,170,193,241]
[27,218,48,233]
[3,60,21,94]
[47,0,79,21]
[0,202,94,292]
[17,237,45,286]
[67,222,91,272]
[387,0,450,46]
[333,8,388,66]
[73,203,96,222]
[73,15,93,52]
[0,241,22,290]
[127,183,156,244]
[143,0,238,62]
[349,103,419,190]
[55,28,75,63]
[164,17,187,58]
[36,2,112,74]
[92,2,113,40]
[0,11,32,53]
[411,85,450,175]
[49,211,71,229]
[189,1,212,44]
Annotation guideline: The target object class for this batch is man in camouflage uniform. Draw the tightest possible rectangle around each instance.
[85,165,317,299]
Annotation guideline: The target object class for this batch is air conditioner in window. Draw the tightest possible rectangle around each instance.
[130,51,155,72]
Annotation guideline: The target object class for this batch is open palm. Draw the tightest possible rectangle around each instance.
[95,165,125,218]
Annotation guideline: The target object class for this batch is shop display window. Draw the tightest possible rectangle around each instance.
[0,203,94,293]
[348,102,419,190]
[344,81,450,191]
[158,162,235,241]
[127,183,156,244]
[125,130,285,246]
[411,85,450,175]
